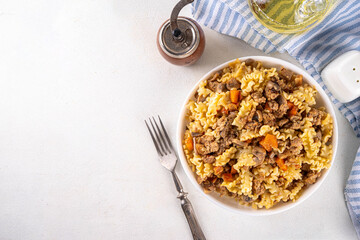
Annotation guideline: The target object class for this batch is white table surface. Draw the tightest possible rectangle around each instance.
[0,1,359,239]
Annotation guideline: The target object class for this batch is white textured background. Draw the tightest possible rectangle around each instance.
[0,0,359,239]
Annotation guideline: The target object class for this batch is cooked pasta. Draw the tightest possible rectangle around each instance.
[183,59,333,209]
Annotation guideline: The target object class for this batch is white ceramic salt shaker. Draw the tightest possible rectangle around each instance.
[322,50,360,103]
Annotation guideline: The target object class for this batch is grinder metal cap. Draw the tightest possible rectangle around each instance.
[156,0,205,66]
[158,17,200,59]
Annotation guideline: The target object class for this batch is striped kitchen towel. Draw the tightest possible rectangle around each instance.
[346,148,360,238]
[192,0,360,237]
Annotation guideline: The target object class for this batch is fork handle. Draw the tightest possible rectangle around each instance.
[171,172,206,240]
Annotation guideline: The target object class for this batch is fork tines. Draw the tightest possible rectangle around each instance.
[145,116,173,156]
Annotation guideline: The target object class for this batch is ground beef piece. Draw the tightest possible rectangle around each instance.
[274,76,295,92]
[316,130,322,141]
[224,129,239,147]
[202,180,216,192]
[268,100,279,111]
[227,104,238,112]
[226,78,240,90]
[215,116,228,132]
[274,95,289,118]
[308,108,323,126]
[304,171,321,185]
[219,124,231,139]
[217,113,238,146]
[251,91,266,104]
[228,111,238,121]
[207,80,218,92]
[196,142,218,155]
[276,78,287,89]
[245,58,258,68]
[252,146,266,166]
[215,142,226,156]
[279,67,294,81]
[301,163,311,172]
[276,177,286,187]
[325,137,332,146]
[263,112,276,126]
[203,155,216,164]
[194,92,207,103]
[195,135,219,155]
[243,108,261,130]
[228,159,237,167]
[286,181,297,191]
[278,118,289,127]
[219,186,230,197]
[241,194,254,203]
[198,135,214,145]
[247,107,256,121]
[253,179,265,195]
[289,137,303,155]
[265,81,281,100]
[208,80,227,93]
[290,121,302,130]
[278,138,303,159]
[196,175,206,184]
[216,82,226,93]
[244,121,261,131]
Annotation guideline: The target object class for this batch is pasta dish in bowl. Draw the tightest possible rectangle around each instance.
[176,56,338,215]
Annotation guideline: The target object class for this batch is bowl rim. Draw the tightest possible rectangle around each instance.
[176,56,339,216]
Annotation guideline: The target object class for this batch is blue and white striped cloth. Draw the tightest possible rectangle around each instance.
[192,0,360,237]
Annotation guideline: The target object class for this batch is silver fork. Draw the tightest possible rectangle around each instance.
[145,116,206,240]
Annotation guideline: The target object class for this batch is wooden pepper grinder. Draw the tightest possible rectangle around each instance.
[157,0,205,66]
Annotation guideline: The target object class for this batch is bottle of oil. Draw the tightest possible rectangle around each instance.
[249,0,335,34]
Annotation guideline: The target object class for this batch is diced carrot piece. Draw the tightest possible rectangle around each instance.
[246,139,252,144]
[231,166,237,174]
[214,166,224,176]
[287,101,295,109]
[222,173,233,182]
[259,139,271,152]
[275,158,288,171]
[288,105,298,117]
[259,134,278,152]
[268,134,278,149]
[185,136,193,151]
[230,89,241,104]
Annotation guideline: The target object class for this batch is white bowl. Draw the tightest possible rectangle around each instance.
[176,56,338,216]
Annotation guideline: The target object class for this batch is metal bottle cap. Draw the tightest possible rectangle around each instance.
[158,17,200,59]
